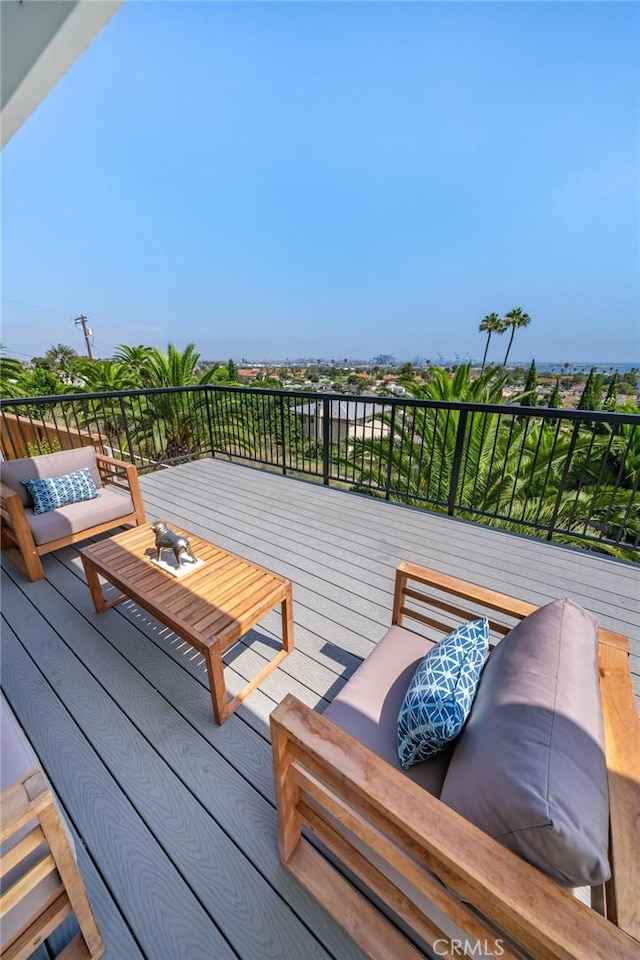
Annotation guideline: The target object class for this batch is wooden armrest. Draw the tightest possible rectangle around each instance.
[393,561,538,636]
[1,770,104,959]
[95,454,145,522]
[599,641,640,937]
[0,480,24,508]
[95,453,135,474]
[0,770,52,841]
[272,694,640,960]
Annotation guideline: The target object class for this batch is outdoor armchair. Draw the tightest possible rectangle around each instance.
[1,445,145,582]
[271,562,640,960]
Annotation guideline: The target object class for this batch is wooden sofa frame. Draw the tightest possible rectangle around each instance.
[271,562,640,960]
[0,453,145,582]
[1,768,104,959]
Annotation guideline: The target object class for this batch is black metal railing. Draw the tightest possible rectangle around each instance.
[2,385,638,558]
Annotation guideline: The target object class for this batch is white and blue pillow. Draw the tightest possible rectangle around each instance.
[397,617,489,769]
[21,468,99,515]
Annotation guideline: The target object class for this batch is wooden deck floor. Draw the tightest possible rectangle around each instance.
[2,457,639,960]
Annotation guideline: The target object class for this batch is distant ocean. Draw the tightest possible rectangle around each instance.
[532,363,638,374]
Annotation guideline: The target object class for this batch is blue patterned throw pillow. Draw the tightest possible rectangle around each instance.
[397,618,490,769]
[21,468,99,515]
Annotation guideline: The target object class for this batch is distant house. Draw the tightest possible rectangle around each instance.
[293,400,392,444]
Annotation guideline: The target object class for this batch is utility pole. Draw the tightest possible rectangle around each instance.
[73,315,93,359]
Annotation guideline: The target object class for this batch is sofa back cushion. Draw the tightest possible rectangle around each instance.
[440,598,610,887]
[1,446,103,507]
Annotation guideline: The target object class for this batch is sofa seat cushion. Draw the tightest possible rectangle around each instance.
[1,446,103,507]
[440,598,610,887]
[324,625,454,797]
[1,694,40,791]
[27,486,134,546]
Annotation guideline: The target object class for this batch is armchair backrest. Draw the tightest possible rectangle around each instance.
[1,445,103,507]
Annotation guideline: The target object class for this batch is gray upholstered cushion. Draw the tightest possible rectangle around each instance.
[1,694,40,790]
[1,446,103,507]
[26,487,134,545]
[440,598,610,887]
[324,625,454,797]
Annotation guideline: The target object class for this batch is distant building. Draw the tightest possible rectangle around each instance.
[293,400,392,444]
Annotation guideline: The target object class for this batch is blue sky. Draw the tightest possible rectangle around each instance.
[2,1,639,365]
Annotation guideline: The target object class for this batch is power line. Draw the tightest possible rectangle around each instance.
[1,297,70,319]
[0,347,37,360]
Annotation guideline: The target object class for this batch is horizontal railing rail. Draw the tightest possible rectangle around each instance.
[2,385,638,558]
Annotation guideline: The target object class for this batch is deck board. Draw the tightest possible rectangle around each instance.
[2,455,638,960]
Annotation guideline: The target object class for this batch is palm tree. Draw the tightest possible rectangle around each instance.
[76,358,141,392]
[112,345,154,386]
[0,347,26,398]
[74,359,143,456]
[344,364,508,503]
[502,308,531,367]
[133,343,218,462]
[347,372,636,557]
[44,343,79,376]
[478,313,505,372]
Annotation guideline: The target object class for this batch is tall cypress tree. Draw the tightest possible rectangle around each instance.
[604,373,618,408]
[547,378,561,408]
[577,367,601,411]
[520,360,538,406]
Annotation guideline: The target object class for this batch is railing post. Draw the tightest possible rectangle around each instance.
[546,420,581,541]
[280,395,287,476]
[119,396,136,464]
[384,404,397,501]
[322,397,331,485]
[205,386,215,458]
[447,409,468,516]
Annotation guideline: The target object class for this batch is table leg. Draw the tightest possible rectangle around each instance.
[82,557,107,612]
[281,585,294,653]
[205,646,228,725]
[81,557,126,613]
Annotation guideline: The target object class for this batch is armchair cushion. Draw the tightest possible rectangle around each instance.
[397,617,489,768]
[324,625,454,796]
[1,446,103,507]
[26,487,135,546]
[440,598,610,887]
[21,468,99,514]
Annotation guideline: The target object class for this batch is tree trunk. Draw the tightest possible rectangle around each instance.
[502,327,516,367]
[480,334,491,373]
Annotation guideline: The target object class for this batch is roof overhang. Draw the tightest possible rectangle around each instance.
[1,0,124,148]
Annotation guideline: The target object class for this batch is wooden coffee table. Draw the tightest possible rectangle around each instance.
[80,523,294,724]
